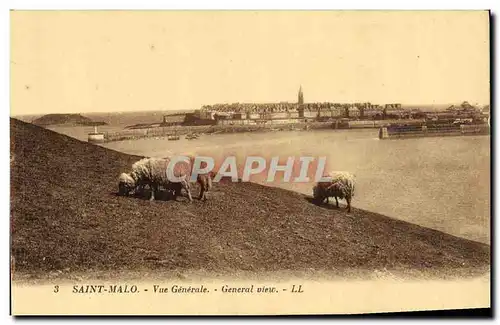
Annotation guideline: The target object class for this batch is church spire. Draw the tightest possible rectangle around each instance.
[298,85,304,105]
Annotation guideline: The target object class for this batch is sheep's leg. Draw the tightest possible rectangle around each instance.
[346,197,351,213]
[203,186,208,201]
[182,181,193,202]
[118,184,125,196]
[335,197,339,208]
[150,183,157,201]
[199,187,206,201]
[197,179,204,200]
[172,185,180,201]
[136,182,145,197]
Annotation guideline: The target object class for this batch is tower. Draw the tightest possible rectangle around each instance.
[298,85,304,105]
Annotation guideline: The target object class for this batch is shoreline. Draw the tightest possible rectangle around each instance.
[102,120,489,143]
[102,121,337,143]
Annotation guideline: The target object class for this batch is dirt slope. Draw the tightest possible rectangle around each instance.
[10,118,490,279]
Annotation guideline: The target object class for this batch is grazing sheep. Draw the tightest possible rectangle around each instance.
[185,155,216,201]
[119,155,216,202]
[129,157,193,202]
[313,171,355,212]
[197,171,214,201]
[118,172,136,196]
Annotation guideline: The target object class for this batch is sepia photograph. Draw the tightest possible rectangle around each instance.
[9,9,491,316]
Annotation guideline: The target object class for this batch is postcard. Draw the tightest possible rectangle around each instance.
[10,10,491,316]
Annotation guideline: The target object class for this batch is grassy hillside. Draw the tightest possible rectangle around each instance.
[10,118,490,280]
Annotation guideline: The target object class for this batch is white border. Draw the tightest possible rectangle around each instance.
[2,1,497,323]
[2,0,499,10]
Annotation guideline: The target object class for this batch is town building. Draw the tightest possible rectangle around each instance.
[195,87,410,124]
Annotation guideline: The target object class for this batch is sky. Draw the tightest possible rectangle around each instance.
[10,10,490,115]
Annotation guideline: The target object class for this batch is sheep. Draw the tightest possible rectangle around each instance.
[119,155,216,202]
[118,172,136,196]
[197,171,214,201]
[313,171,355,212]
[184,155,215,201]
[129,157,193,202]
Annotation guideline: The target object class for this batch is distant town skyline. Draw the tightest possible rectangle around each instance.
[11,11,490,116]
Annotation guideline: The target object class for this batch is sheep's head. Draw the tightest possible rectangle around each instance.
[118,173,136,196]
[312,185,324,201]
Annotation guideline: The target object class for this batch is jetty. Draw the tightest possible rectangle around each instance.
[379,123,490,140]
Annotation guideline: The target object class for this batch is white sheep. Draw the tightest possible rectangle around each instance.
[118,172,136,196]
[313,171,355,212]
[128,157,193,202]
